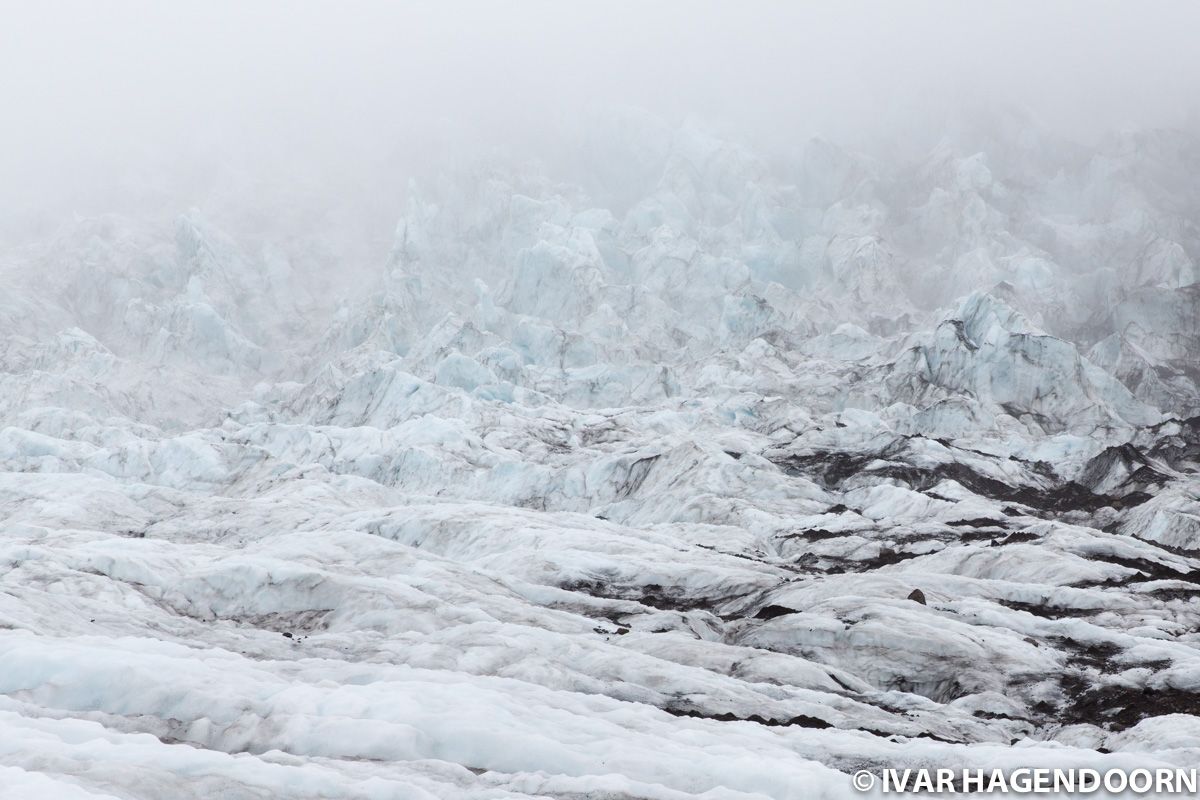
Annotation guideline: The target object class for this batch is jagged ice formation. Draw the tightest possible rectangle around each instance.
[1,115,1199,799]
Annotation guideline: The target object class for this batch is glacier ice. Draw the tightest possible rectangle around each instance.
[1,117,1199,799]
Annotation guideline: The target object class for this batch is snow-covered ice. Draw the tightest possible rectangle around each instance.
[1,114,1199,798]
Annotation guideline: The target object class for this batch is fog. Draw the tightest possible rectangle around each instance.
[2,1,1199,243]
[6,9,1200,795]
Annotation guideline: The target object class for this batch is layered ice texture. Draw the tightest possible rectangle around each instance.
[2,115,1199,798]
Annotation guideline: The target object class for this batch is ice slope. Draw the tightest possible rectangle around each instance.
[1,118,1199,798]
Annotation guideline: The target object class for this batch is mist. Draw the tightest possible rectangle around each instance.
[5,5,1200,795]
[3,1,1199,244]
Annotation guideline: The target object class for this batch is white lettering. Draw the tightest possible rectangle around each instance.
[1104,769,1128,793]
[883,769,910,792]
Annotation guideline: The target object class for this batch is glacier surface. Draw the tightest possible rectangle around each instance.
[2,116,1200,798]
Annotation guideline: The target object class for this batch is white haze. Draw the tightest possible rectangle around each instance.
[5,5,1200,798]
[2,1,1199,244]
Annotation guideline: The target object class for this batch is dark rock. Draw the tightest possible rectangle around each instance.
[665,707,832,729]
[992,531,1039,546]
[948,517,1006,528]
[755,604,799,620]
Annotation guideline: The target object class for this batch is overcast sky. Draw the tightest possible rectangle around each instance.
[2,1,1198,234]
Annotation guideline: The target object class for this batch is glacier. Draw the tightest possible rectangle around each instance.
[1,114,1199,799]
